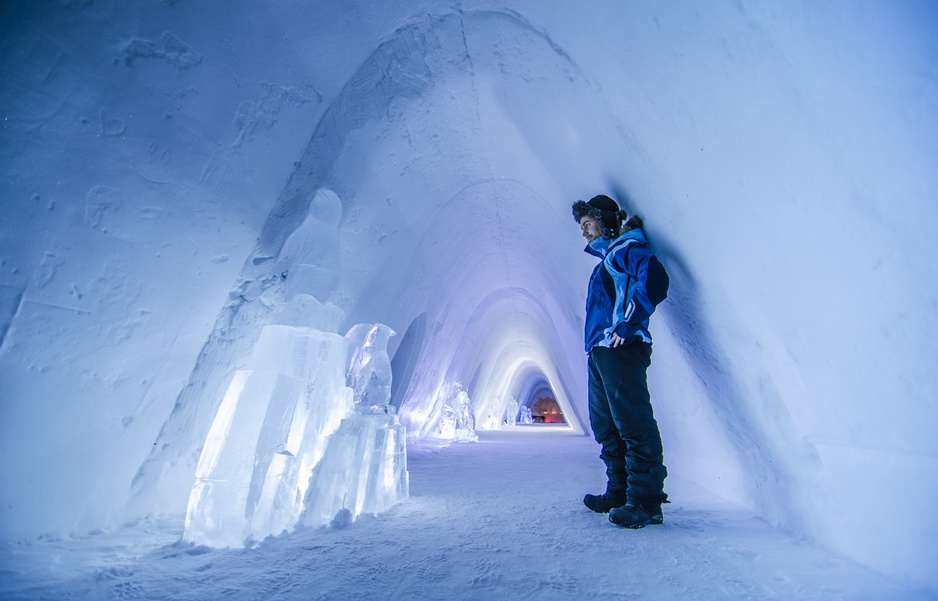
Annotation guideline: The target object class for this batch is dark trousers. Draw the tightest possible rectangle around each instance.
[588,343,667,506]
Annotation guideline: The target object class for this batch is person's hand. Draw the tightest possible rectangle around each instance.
[610,332,626,347]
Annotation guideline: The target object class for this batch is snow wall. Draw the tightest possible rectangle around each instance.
[1,0,936,591]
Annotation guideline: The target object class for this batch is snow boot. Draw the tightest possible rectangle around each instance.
[583,491,627,514]
[608,502,663,528]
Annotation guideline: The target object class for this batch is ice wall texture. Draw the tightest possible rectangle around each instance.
[1,0,937,590]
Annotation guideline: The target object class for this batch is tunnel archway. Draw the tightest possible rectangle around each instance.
[133,8,605,497]
[133,5,710,519]
[518,375,566,425]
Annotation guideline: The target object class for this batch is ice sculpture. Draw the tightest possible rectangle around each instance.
[435,397,457,439]
[481,409,501,431]
[184,325,352,547]
[454,389,476,441]
[183,321,409,547]
[299,322,409,527]
[432,382,478,442]
[504,396,518,426]
[344,323,396,406]
[519,406,534,425]
[183,370,307,548]
[301,404,408,527]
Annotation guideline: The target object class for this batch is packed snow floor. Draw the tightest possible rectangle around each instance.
[1,430,930,600]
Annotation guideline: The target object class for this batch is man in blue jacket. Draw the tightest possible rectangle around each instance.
[573,194,670,528]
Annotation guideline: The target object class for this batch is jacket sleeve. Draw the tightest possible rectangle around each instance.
[607,243,669,338]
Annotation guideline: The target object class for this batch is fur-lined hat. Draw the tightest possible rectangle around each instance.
[572,194,622,238]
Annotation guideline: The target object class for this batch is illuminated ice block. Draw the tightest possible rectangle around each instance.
[301,406,409,527]
[184,325,352,547]
[246,326,352,541]
[183,370,306,548]
[185,321,410,546]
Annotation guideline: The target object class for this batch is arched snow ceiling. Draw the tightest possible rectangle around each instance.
[135,10,631,499]
[134,10,802,532]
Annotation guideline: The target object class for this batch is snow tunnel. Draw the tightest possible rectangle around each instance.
[1,0,936,593]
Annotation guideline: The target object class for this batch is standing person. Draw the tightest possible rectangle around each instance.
[572,194,670,528]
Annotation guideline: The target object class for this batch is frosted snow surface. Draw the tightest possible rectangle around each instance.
[2,432,933,600]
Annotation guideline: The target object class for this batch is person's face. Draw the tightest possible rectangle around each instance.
[579,215,602,243]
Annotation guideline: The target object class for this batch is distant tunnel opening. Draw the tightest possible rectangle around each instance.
[517,375,566,426]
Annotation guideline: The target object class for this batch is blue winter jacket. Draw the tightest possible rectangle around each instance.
[583,228,669,353]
